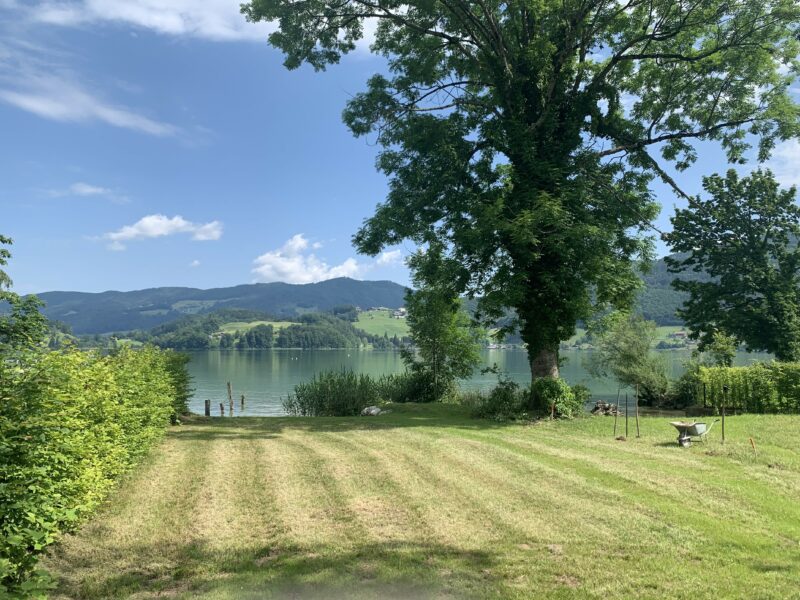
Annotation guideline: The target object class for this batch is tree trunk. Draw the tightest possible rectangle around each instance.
[530,346,559,379]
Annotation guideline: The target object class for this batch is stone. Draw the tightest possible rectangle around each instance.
[361,406,382,416]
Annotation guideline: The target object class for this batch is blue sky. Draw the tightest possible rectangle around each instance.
[1,1,798,295]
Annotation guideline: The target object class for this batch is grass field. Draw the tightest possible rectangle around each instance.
[217,321,296,335]
[43,405,800,599]
[355,309,410,338]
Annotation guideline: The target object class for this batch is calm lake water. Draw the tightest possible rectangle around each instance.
[186,348,769,416]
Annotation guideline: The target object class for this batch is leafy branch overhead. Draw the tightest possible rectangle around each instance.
[243,0,800,380]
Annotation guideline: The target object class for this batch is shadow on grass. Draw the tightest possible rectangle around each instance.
[55,540,498,599]
[174,405,517,440]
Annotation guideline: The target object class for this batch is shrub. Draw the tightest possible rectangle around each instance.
[468,380,527,420]
[0,345,184,596]
[377,369,457,404]
[531,377,583,419]
[283,370,380,416]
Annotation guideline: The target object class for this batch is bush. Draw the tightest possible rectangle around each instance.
[467,380,528,420]
[531,377,584,419]
[283,370,380,416]
[0,345,184,596]
[678,362,800,413]
[377,370,456,404]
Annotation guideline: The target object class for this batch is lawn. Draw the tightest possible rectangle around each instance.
[43,405,800,599]
[217,320,295,335]
[355,309,410,338]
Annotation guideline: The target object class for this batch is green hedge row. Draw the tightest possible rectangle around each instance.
[0,346,189,596]
[691,363,800,413]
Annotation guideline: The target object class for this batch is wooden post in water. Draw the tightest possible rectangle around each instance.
[219,402,225,417]
[613,389,620,436]
[204,399,211,417]
[625,393,629,438]
[227,382,233,416]
[635,384,641,438]
[240,394,245,410]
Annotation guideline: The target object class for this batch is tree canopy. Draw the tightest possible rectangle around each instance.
[666,169,800,361]
[243,0,800,382]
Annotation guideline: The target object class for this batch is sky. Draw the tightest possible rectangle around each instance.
[1,0,798,295]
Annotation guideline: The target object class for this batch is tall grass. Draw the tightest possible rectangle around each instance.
[283,370,381,416]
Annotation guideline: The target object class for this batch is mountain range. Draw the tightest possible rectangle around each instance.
[37,278,408,334]
[33,257,696,334]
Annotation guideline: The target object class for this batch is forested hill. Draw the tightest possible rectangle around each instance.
[35,278,408,334]
[637,254,709,325]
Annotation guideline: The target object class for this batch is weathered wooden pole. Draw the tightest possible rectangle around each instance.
[240,394,245,410]
[625,393,629,438]
[204,399,211,417]
[613,389,620,437]
[219,402,225,417]
[722,385,728,444]
[227,381,234,416]
[635,384,641,438]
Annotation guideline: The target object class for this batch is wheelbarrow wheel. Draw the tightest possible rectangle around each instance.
[679,437,691,448]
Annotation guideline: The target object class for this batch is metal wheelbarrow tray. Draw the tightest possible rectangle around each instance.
[669,420,720,447]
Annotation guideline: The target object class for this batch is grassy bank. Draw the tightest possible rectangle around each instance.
[43,405,800,599]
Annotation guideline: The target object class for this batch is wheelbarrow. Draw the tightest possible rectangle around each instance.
[669,420,720,447]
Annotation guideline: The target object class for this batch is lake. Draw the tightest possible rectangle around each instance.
[186,348,769,416]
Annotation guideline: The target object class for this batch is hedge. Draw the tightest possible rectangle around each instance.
[0,346,189,597]
[691,362,800,413]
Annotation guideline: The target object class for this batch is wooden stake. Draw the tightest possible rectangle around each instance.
[635,384,641,438]
[219,402,225,417]
[625,393,629,438]
[613,389,620,437]
[204,399,210,417]
[749,437,757,455]
[722,385,728,444]
[240,394,245,409]
[227,382,233,416]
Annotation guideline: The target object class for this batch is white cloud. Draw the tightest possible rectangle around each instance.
[376,249,403,266]
[103,214,223,250]
[32,0,274,41]
[69,181,111,196]
[189,259,201,267]
[0,72,177,136]
[252,234,363,284]
[47,181,129,202]
[767,139,800,188]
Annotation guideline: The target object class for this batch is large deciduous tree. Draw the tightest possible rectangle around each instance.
[242,0,800,383]
[665,169,800,361]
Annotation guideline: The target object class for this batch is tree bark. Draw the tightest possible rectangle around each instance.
[530,346,559,379]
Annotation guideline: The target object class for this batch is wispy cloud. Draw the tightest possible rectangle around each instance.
[0,72,178,136]
[47,181,129,203]
[252,234,363,284]
[0,17,180,136]
[31,0,273,41]
[189,259,201,268]
[104,214,223,250]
